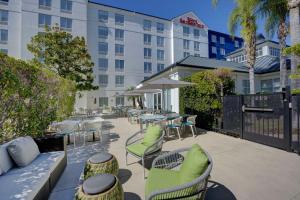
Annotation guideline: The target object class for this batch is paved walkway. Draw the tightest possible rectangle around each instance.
[50,115,300,200]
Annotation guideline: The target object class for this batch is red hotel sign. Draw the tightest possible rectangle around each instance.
[180,17,206,29]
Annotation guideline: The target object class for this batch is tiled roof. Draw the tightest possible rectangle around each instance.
[254,56,291,74]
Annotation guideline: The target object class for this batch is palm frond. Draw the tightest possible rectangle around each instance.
[228,7,241,37]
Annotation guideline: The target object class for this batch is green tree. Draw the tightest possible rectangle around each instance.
[259,0,289,89]
[288,0,300,90]
[284,44,300,93]
[27,25,98,91]
[229,0,260,94]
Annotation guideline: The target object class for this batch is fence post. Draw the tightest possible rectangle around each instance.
[240,95,244,139]
[283,86,292,152]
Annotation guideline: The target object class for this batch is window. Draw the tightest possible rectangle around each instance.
[98,58,108,71]
[115,75,124,87]
[0,10,8,25]
[0,48,7,54]
[99,75,108,86]
[115,14,124,25]
[115,59,124,72]
[0,29,7,44]
[144,48,151,59]
[39,0,51,9]
[98,26,108,39]
[143,20,151,31]
[98,10,108,23]
[38,14,51,27]
[157,63,164,72]
[115,29,124,41]
[256,47,263,57]
[144,62,152,73]
[211,46,217,54]
[0,0,9,5]
[183,26,189,36]
[194,41,200,51]
[220,37,225,45]
[157,22,164,33]
[194,53,200,57]
[115,44,124,56]
[183,39,189,50]
[157,50,164,61]
[211,35,217,43]
[144,34,151,45]
[242,80,250,94]
[194,29,200,38]
[157,36,164,47]
[273,78,280,92]
[60,17,72,31]
[261,79,273,93]
[99,97,108,107]
[183,52,190,58]
[98,42,108,55]
[235,40,239,48]
[220,48,225,55]
[270,47,280,57]
[61,0,72,12]
[116,96,124,106]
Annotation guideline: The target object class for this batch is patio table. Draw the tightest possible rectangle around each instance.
[139,114,166,130]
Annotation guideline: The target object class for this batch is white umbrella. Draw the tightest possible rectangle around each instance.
[137,78,194,111]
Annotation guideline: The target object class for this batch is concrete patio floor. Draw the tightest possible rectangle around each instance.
[50,115,300,200]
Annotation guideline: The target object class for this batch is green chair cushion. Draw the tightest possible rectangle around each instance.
[142,125,161,147]
[182,121,194,126]
[126,143,148,156]
[167,124,181,128]
[179,144,208,183]
[145,168,182,198]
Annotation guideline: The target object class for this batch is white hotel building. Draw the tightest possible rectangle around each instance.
[0,0,211,111]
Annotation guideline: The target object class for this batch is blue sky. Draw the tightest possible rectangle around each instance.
[90,0,279,41]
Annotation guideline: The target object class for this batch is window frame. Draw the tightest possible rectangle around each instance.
[98,10,108,23]
[144,62,152,73]
[0,9,8,25]
[98,42,108,55]
[38,13,51,28]
[115,44,124,56]
[143,20,152,31]
[61,0,72,13]
[115,59,124,72]
[98,58,108,71]
[144,48,152,59]
[115,29,124,41]
[99,74,108,87]
[98,26,108,39]
[60,17,72,31]
[115,75,124,87]
[115,14,124,26]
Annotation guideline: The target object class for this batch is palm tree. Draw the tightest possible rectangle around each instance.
[288,0,300,89]
[228,0,260,94]
[259,0,289,89]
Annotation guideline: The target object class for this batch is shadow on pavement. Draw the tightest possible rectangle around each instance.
[118,168,132,184]
[205,181,237,200]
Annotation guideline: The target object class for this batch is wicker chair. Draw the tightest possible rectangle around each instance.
[125,128,164,178]
[145,147,213,200]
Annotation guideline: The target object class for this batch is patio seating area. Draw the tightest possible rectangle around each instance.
[48,112,300,200]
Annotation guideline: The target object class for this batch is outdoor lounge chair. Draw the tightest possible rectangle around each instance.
[125,125,164,178]
[145,144,213,200]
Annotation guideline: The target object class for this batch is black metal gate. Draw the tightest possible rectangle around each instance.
[291,95,300,152]
[222,95,243,137]
[242,93,290,150]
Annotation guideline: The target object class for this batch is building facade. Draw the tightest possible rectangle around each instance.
[208,30,243,60]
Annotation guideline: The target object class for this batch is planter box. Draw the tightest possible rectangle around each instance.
[34,134,67,153]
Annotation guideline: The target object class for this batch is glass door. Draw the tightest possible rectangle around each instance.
[153,93,162,110]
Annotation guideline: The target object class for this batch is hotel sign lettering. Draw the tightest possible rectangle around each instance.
[179,17,205,28]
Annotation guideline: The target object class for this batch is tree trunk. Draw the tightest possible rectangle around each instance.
[249,67,255,94]
[289,2,300,90]
[278,21,288,89]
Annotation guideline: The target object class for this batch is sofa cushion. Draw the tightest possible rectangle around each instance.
[142,125,161,147]
[7,136,40,167]
[179,144,208,183]
[0,142,15,174]
[126,143,148,156]
[145,168,182,198]
[83,174,116,195]
[0,151,65,200]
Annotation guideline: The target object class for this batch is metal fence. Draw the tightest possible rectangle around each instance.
[222,89,300,153]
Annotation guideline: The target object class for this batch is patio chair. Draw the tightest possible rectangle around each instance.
[166,117,182,139]
[182,115,197,137]
[145,144,213,200]
[125,125,164,178]
[81,121,102,145]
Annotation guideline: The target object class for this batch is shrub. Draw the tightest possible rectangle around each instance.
[179,68,235,130]
[0,53,76,143]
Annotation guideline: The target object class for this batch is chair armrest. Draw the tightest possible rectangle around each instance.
[125,130,145,146]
